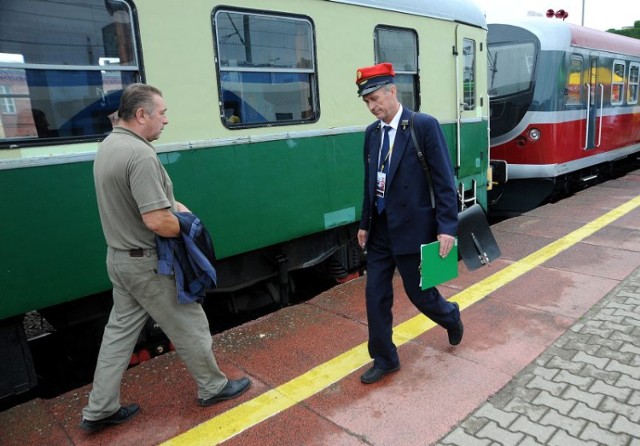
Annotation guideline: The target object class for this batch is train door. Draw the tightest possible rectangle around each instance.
[585,55,602,150]
[455,27,488,208]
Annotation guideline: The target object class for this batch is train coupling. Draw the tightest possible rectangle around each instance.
[489,160,508,188]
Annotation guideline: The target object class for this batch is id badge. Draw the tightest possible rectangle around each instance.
[376,171,387,198]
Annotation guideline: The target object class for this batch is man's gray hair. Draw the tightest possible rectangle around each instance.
[118,83,163,121]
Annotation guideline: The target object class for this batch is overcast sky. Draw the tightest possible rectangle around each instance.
[474,0,640,31]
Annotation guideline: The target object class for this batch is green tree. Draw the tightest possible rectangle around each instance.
[607,20,640,39]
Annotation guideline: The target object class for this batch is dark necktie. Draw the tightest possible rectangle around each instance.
[376,125,391,213]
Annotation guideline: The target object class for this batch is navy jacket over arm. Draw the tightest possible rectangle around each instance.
[156,212,217,304]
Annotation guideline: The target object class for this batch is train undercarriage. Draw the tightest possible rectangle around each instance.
[488,155,640,216]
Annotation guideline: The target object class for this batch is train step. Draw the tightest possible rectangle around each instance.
[578,174,598,182]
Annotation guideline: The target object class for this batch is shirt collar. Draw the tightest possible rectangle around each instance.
[112,126,155,150]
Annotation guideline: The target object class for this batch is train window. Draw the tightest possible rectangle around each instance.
[611,61,625,105]
[462,39,476,110]
[628,63,639,105]
[374,27,419,111]
[0,0,139,148]
[488,41,536,97]
[0,85,16,114]
[213,10,318,128]
[566,56,583,106]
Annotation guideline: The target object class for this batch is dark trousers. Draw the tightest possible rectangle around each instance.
[365,212,460,370]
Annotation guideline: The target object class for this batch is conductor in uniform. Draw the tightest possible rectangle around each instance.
[355,63,464,384]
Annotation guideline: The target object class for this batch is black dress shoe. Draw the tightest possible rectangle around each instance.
[447,303,464,346]
[360,365,400,384]
[198,377,251,407]
[80,404,140,432]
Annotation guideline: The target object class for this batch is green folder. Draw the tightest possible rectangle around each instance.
[420,239,458,290]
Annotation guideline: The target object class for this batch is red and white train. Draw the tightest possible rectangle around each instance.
[487,18,640,213]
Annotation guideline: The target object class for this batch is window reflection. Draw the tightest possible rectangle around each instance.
[214,10,317,127]
[566,56,583,106]
[488,42,536,97]
[628,63,639,105]
[0,0,139,146]
[462,39,476,110]
[375,27,419,111]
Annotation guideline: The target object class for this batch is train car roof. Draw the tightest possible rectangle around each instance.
[489,17,640,58]
[568,23,640,58]
[327,0,487,29]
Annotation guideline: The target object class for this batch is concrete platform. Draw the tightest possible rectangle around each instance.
[1,169,639,446]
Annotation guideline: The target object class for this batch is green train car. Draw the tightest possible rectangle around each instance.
[0,0,489,398]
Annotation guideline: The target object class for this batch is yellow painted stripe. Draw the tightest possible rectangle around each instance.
[163,195,640,446]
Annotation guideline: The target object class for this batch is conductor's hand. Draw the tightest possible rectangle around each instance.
[437,234,456,258]
[357,229,368,250]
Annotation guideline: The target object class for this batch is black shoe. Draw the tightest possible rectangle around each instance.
[360,365,400,384]
[447,303,464,346]
[80,404,140,432]
[198,377,251,407]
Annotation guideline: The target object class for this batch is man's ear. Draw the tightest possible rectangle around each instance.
[134,107,146,123]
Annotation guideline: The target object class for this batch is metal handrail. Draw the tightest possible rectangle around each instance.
[584,83,591,149]
[597,83,604,147]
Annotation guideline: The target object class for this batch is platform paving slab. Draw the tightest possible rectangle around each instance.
[436,266,640,446]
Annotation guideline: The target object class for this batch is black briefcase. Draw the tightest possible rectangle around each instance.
[457,204,501,270]
[409,113,501,271]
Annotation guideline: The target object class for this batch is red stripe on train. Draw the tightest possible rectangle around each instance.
[491,113,640,165]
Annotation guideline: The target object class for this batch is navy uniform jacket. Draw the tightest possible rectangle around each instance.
[156,212,217,304]
[359,108,458,255]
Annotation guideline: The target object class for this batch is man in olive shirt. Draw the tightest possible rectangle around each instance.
[81,84,250,432]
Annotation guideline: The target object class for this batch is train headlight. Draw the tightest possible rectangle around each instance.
[528,128,541,141]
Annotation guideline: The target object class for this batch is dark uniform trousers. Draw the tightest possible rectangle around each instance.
[365,210,460,370]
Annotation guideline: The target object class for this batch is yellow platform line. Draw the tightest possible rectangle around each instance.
[163,195,640,446]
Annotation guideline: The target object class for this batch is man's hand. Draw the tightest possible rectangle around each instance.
[437,233,456,258]
[357,229,368,250]
[175,201,191,213]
